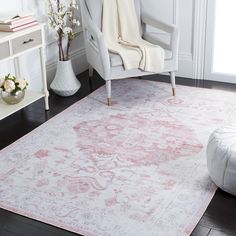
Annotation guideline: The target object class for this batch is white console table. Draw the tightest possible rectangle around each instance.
[0,24,49,120]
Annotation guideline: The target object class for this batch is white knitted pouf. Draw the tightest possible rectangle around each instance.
[207,124,236,196]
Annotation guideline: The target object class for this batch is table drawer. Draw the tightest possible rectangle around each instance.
[12,30,42,55]
[0,42,10,60]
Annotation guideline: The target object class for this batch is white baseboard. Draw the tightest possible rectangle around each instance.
[45,46,197,87]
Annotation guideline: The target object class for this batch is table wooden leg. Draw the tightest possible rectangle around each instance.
[39,47,49,110]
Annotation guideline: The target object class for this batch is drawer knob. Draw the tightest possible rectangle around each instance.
[23,39,34,44]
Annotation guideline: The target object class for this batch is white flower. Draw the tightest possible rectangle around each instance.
[68,11,73,17]
[57,18,64,26]
[63,27,72,34]
[54,25,60,31]
[0,78,4,88]
[4,80,15,93]
[51,0,57,7]
[16,79,27,90]
[72,19,80,26]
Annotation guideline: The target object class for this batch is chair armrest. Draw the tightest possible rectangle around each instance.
[141,12,179,58]
[142,12,177,33]
[85,19,104,51]
[82,9,111,77]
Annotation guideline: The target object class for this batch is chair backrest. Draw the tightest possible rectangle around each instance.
[84,0,142,31]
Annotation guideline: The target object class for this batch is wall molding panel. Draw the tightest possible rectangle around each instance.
[192,0,208,80]
[173,0,179,25]
[144,0,199,79]
[0,0,88,90]
[1,0,211,83]
[174,0,194,78]
[171,0,208,79]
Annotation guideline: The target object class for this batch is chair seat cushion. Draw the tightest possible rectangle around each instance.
[110,49,172,67]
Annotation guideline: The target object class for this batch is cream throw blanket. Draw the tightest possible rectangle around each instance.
[102,0,165,73]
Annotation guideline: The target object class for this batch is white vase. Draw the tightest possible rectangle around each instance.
[50,60,81,97]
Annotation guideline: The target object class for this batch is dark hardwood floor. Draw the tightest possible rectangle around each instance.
[0,72,235,236]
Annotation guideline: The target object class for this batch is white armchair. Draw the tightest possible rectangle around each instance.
[80,0,179,105]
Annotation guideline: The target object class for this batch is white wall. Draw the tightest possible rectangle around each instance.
[0,0,88,91]
[143,0,207,79]
[0,0,207,90]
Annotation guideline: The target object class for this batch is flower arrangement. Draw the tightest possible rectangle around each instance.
[47,0,80,61]
[0,74,28,93]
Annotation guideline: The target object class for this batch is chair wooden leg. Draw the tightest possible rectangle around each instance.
[106,80,112,106]
[89,64,93,78]
[172,88,176,96]
[170,71,176,96]
[107,98,112,106]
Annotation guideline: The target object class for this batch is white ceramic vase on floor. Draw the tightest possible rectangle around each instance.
[50,60,81,97]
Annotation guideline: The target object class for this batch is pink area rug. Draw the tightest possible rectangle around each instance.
[0,79,236,236]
